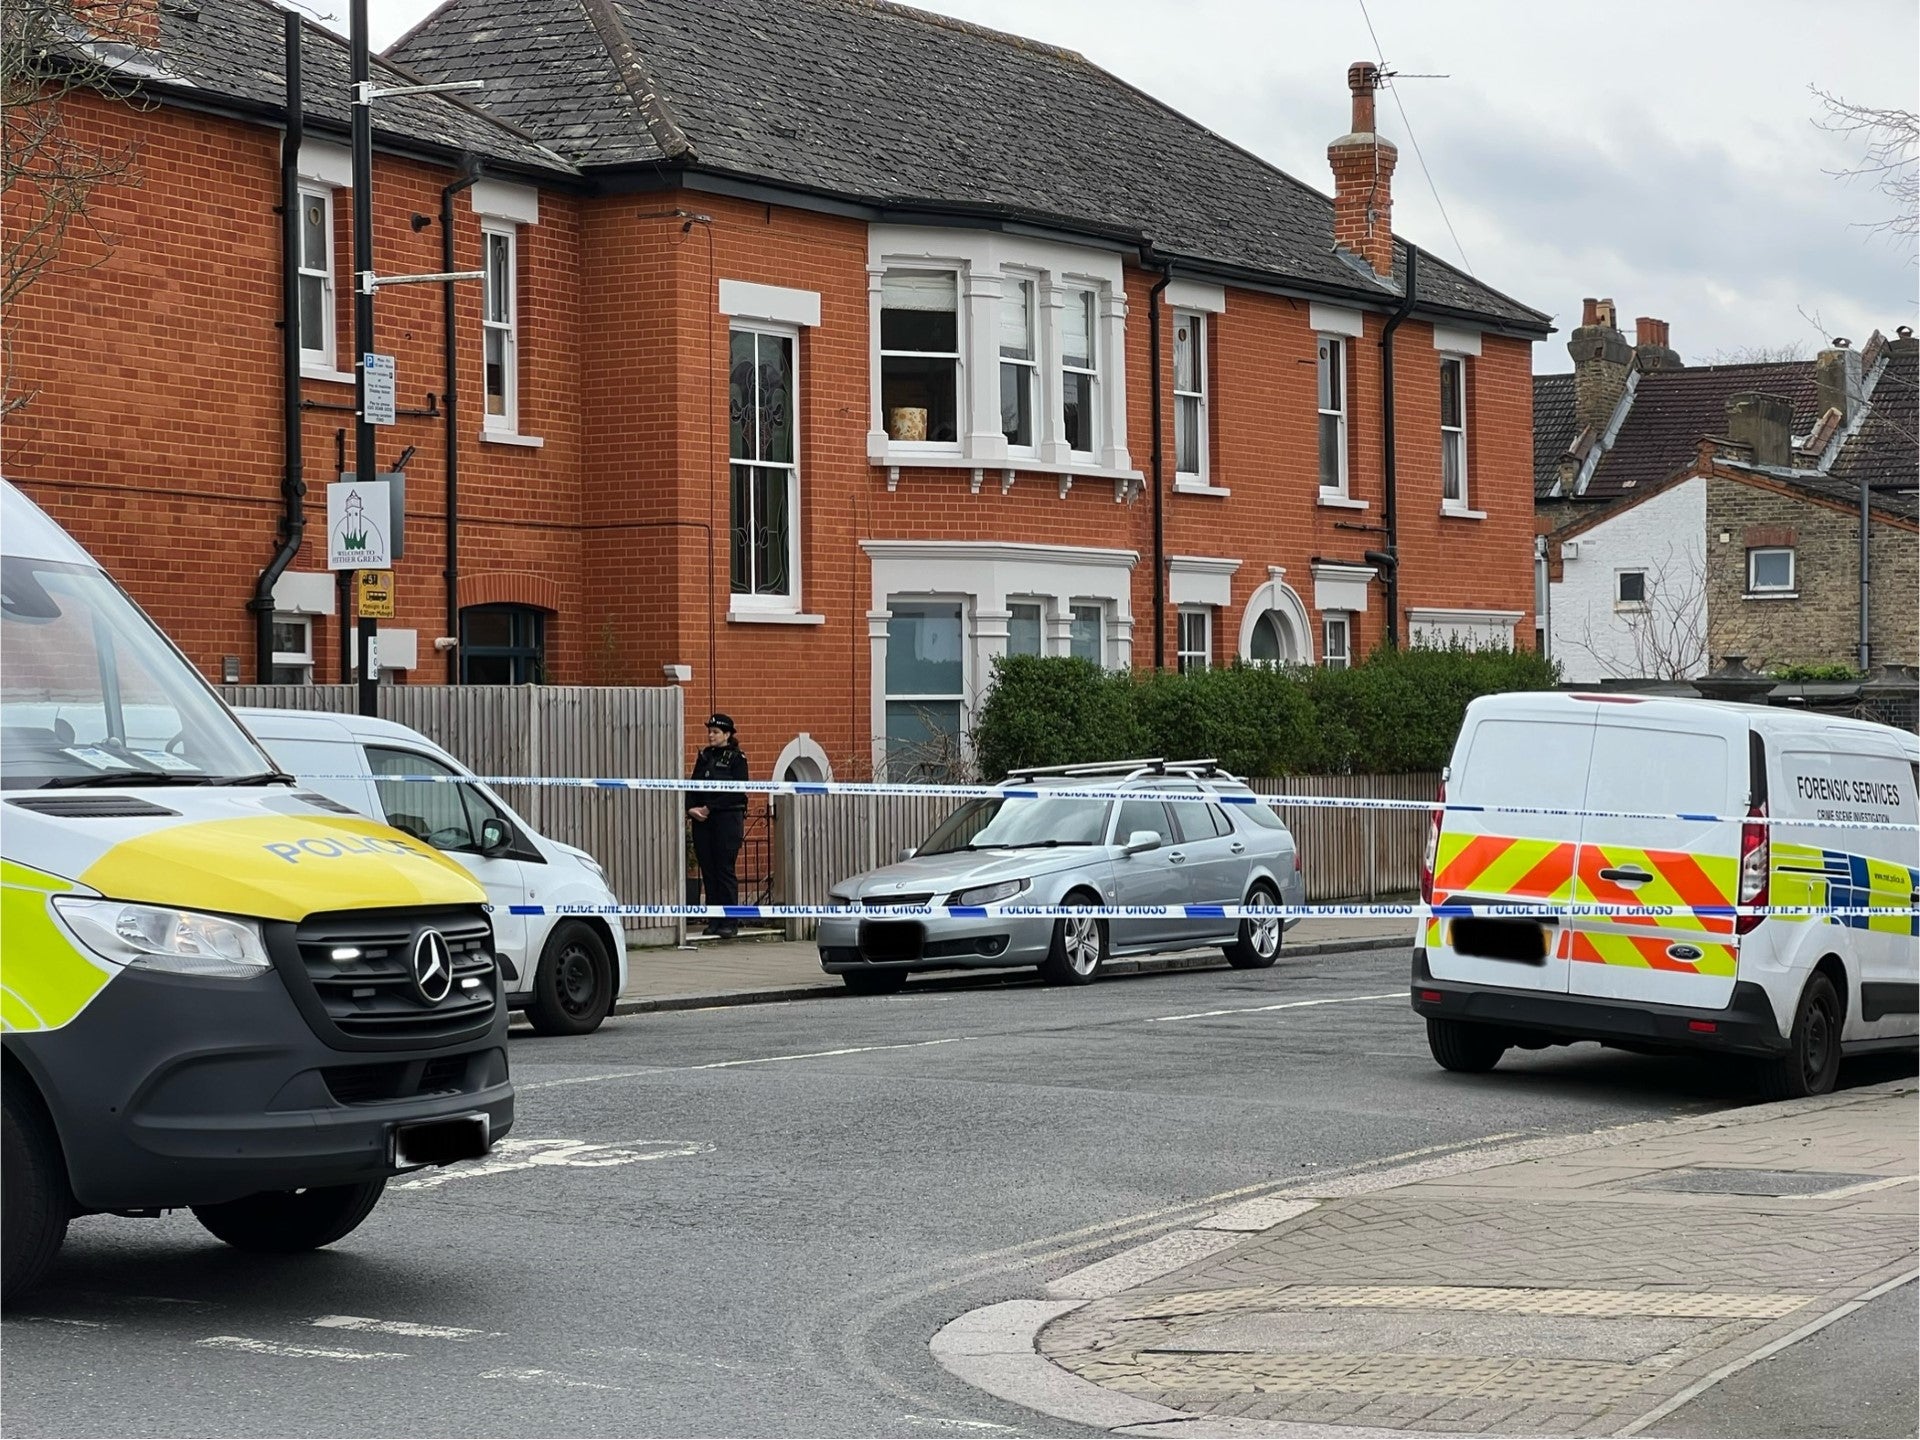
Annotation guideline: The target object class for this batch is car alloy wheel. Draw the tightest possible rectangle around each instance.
[1063,913,1102,976]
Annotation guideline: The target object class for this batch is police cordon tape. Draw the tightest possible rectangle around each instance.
[315,772,1920,834]
[502,901,1919,922]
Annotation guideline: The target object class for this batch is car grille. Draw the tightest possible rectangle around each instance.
[323,1054,472,1105]
[863,893,934,908]
[290,908,499,1046]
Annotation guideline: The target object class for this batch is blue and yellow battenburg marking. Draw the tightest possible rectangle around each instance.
[1773,842,1920,937]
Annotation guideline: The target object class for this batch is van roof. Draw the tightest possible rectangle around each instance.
[235,706,460,758]
[1472,689,1918,752]
[2,479,98,568]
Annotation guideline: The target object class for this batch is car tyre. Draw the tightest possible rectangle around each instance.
[527,921,614,1036]
[1755,972,1842,1100]
[1224,882,1283,969]
[2,1082,70,1304]
[1039,896,1106,986]
[842,968,907,995]
[1426,1017,1509,1074]
[191,1180,386,1253]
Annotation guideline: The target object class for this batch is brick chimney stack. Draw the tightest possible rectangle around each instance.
[1814,338,1863,426]
[1569,297,1633,433]
[1634,316,1682,373]
[1725,393,1793,468]
[1328,61,1398,278]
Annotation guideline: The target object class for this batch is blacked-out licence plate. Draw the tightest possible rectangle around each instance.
[391,1113,490,1169]
[1451,918,1549,965]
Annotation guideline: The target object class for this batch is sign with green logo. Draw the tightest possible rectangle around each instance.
[327,479,392,569]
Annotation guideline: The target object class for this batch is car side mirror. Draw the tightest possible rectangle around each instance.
[479,817,512,855]
[897,847,917,862]
[1122,829,1162,856]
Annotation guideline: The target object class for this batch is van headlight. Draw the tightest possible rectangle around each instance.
[949,878,1030,907]
[53,899,271,978]
[826,887,855,906]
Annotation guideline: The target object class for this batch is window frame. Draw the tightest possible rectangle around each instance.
[1173,310,1208,484]
[1615,569,1649,610]
[1068,601,1105,667]
[1060,284,1100,459]
[1747,546,1796,594]
[879,265,964,456]
[1176,605,1211,674]
[1321,612,1351,670]
[727,320,802,612]
[1006,599,1046,658]
[269,613,314,685]
[1440,354,1470,509]
[1317,335,1348,496]
[296,185,336,372]
[997,272,1039,455]
[460,603,545,685]
[480,222,520,434]
[884,598,968,782]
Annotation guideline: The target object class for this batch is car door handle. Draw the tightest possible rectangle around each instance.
[1168,851,1187,864]
[1600,867,1654,885]
[1229,842,1247,855]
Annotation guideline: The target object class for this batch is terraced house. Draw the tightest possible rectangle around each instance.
[7,0,1550,779]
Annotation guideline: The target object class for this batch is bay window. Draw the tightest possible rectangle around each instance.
[885,601,965,781]
[1069,602,1104,665]
[1061,287,1098,456]
[999,276,1037,450]
[880,269,960,446]
[1007,600,1044,657]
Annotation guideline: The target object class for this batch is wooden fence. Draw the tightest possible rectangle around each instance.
[221,685,685,942]
[773,771,1439,940]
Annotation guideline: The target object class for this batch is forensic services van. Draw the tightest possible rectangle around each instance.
[1413,691,1919,1097]
[1,479,513,1300]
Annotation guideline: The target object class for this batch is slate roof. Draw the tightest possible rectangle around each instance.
[387,0,1550,331]
[1532,372,1577,499]
[1828,338,1919,520]
[1581,361,1823,504]
[61,0,575,175]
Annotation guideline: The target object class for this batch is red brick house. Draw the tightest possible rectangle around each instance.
[6,0,1550,781]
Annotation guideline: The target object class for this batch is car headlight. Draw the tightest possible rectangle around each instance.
[949,878,1030,907]
[826,887,856,906]
[577,853,607,881]
[52,899,271,978]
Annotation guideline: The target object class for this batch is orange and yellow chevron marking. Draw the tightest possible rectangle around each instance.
[1567,930,1736,976]
[1433,833,1576,901]
[1572,845,1738,936]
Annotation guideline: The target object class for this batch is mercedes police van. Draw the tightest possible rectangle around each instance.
[1413,691,1919,1097]
[1,479,513,1300]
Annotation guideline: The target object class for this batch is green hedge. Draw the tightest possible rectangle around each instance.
[972,645,1559,779]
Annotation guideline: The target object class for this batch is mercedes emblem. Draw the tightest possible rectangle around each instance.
[411,929,454,1004]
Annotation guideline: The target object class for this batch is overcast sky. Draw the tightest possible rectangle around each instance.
[342,0,1918,371]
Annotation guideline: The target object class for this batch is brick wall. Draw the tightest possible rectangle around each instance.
[1704,475,1919,669]
[6,88,1542,780]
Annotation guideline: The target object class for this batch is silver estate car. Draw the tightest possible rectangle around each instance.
[818,760,1305,993]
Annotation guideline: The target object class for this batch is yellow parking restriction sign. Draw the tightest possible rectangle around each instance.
[356,569,395,619]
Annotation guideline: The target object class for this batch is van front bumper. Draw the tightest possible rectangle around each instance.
[1409,949,1788,1058]
[5,964,513,1213]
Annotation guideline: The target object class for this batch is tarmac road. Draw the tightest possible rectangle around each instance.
[3,945,1910,1438]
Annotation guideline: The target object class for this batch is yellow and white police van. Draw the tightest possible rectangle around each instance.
[1413,691,1918,1097]
[1,479,513,1300]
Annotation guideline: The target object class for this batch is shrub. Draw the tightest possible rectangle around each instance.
[971,643,1558,778]
[1769,663,1860,682]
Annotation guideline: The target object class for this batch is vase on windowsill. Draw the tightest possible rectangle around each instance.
[886,407,928,443]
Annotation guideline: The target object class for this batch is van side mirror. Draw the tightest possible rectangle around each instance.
[479,817,512,855]
[897,847,917,862]
[1122,829,1162,856]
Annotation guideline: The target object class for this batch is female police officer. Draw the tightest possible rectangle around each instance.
[687,713,750,937]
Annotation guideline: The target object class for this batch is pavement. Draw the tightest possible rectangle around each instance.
[608,917,1416,1015]
[932,1080,1920,1438]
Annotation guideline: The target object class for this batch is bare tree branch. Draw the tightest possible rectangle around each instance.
[1810,85,1919,257]
[1565,542,1709,682]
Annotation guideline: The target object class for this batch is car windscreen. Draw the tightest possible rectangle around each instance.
[917,794,1113,854]
[2,557,274,788]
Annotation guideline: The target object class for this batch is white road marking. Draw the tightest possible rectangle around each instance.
[520,1035,975,1092]
[396,1137,714,1190]
[480,1366,621,1392]
[196,1336,406,1362]
[1195,1196,1320,1233]
[6,1315,111,1329]
[1144,991,1404,1023]
[900,1416,1017,1432]
[311,1315,496,1340]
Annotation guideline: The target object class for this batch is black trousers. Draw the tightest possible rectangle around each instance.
[692,809,744,916]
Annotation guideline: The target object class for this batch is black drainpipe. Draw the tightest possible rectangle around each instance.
[1144,252,1174,669]
[441,157,481,682]
[1376,245,1419,648]
[251,11,305,681]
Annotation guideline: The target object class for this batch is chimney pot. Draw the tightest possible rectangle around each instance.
[1347,61,1380,133]
[1581,297,1600,326]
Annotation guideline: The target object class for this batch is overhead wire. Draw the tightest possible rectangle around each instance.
[1354,0,1475,278]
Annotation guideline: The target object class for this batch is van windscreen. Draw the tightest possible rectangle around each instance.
[1456,719,1594,809]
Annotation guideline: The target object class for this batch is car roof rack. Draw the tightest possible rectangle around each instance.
[1002,757,1226,782]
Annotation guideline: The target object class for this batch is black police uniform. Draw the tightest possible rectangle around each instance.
[688,717,750,935]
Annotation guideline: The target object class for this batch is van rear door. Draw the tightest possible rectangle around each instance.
[1566,707,1745,1010]
[1426,699,1594,996]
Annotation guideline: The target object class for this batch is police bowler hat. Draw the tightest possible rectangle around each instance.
[705,713,736,734]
